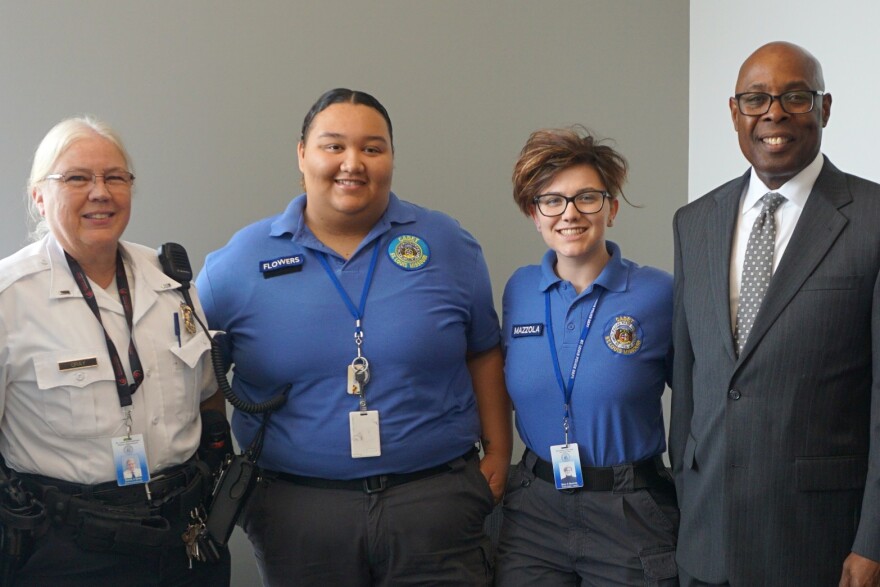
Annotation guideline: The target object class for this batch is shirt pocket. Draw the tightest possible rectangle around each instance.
[33,350,121,438]
[168,335,213,423]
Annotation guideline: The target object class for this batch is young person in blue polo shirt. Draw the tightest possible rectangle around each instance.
[196,88,511,586]
[496,127,678,586]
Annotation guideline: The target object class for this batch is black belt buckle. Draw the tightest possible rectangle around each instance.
[362,475,387,494]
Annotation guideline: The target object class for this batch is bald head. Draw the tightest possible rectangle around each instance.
[736,42,825,93]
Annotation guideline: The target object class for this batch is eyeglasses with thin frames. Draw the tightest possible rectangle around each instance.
[43,170,135,192]
[532,190,610,217]
[733,90,825,116]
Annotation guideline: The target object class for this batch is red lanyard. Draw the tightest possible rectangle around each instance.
[65,251,144,408]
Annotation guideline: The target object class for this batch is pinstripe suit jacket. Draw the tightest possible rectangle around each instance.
[670,158,880,585]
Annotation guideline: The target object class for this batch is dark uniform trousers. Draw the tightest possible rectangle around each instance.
[494,450,679,586]
[241,450,495,586]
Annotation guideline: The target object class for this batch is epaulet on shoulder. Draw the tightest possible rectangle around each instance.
[0,244,48,295]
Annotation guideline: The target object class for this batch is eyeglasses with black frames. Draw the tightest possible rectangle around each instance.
[532,190,610,217]
[43,170,135,192]
[733,90,825,116]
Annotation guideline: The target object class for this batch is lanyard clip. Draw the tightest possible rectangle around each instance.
[354,319,364,353]
[123,408,133,440]
[562,406,570,448]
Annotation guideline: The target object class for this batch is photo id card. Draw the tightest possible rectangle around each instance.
[350,410,381,458]
[550,443,583,490]
[111,433,151,486]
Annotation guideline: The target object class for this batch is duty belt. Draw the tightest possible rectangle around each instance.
[18,459,210,553]
[530,451,672,492]
[267,446,479,494]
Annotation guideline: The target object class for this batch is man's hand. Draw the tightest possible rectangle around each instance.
[479,449,509,504]
[840,552,880,587]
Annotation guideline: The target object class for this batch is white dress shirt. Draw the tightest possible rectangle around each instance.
[0,235,214,484]
[729,153,824,330]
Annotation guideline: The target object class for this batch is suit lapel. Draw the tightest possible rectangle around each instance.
[736,159,850,365]
[708,172,747,362]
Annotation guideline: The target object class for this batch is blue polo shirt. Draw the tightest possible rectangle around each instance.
[502,241,672,467]
[196,193,500,479]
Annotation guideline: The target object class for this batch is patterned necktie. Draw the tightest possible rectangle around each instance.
[734,192,786,356]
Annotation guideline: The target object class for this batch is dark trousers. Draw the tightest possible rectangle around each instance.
[677,565,731,587]
[494,452,679,587]
[240,452,495,586]
[13,522,231,587]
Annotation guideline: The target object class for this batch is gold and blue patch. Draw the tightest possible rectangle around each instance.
[387,235,430,271]
[604,315,643,355]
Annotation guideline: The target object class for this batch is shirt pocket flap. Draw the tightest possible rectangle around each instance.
[795,455,867,491]
[33,350,115,389]
[169,335,212,368]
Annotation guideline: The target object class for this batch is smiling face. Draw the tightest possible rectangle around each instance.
[730,42,831,189]
[531,164,618,269]
[298,103,393,232]
[31,134,131,262]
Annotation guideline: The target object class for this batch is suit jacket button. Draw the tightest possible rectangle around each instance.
[728,389,741,400]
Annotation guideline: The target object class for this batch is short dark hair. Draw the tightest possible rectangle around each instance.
[300,88,393,149]
[512,126,630,216]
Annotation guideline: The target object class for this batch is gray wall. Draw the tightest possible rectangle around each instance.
[0,2,688,585]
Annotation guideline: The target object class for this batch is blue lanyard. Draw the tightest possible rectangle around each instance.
[315,239,382,345]
[545,288,602,444]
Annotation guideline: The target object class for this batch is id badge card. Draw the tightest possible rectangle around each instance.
[111,434,151,486]
[350,410,381,458]
[550,443,583,490]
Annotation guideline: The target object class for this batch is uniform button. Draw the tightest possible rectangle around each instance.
[40,259,49,266]
[728,389,741,400]
[152,417,160,425]
[75,372,85,381]
[567,323,575,331]
[145,370,151,377]
[561,283,569,290]
[521,479,531,488]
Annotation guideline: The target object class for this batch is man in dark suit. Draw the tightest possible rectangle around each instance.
[671,41,880,586]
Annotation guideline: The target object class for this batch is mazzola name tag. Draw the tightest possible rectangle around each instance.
[512,323,544,338]
[58,357,98,371]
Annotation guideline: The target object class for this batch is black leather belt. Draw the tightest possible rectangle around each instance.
[269,446,479,494]
[19,459,204,507]
[532,453,669,491]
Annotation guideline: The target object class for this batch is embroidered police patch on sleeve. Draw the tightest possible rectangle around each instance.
[511,323,544,337]
[604,315,643,355]
[387,235,430,271]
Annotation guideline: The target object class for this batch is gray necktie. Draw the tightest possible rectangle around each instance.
[734,192,786,356]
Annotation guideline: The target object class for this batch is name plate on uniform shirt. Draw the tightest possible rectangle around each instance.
[511,323,544,337]
[260,255,304,278]
[58,357,98,371]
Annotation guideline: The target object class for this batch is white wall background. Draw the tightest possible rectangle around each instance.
[1,2,687,585]
[690,0,880,200]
